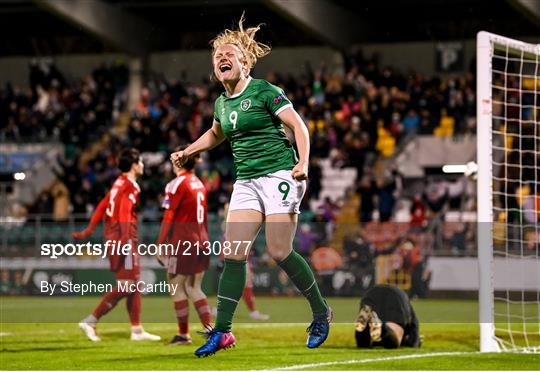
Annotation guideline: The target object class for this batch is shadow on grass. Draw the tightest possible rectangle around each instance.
[1,345,94,353]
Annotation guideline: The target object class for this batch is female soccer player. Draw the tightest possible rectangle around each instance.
[171,16,331,357]
[74,148,160,342]
[355,284,421,348]
[157,148,213,345]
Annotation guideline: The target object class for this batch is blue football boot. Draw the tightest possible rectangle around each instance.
[194,328,236,357]
[306,305,333,348]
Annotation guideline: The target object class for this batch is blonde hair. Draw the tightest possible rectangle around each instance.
[211,13,271,71]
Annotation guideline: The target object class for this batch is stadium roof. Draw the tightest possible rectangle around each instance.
[0,0,538,56]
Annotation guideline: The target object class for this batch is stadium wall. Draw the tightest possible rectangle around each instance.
[0,47,342,87]
[354,36,538,76]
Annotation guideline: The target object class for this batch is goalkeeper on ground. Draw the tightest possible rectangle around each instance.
[355,284,421,349]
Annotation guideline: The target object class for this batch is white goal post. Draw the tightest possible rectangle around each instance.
[477,31,540,353]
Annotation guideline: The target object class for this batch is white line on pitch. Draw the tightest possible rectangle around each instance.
[268,351,480,370]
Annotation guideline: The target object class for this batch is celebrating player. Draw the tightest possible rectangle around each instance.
[156,147,213,345]
[73,148,160,342]
[355,284,421,349]
[171,15,331,357]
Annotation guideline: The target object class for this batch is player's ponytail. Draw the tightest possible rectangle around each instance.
[211,13,271,71]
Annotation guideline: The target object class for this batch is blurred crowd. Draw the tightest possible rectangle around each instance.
[8,52,533,299]
[0,59,127,148]
[491,64,540,252]
[1,53,479,224]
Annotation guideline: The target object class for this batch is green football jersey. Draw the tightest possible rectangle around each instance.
[214,78,298,180]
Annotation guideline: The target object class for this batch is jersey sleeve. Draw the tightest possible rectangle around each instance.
[157,208,175,244]
[158,178,188,244]
[88,193,108,230]
[213,98,222,124]
[162,177,187,213]
[76,192,108,236]
[261,82,293,116]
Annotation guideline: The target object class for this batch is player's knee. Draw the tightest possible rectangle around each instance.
[184,282,196,297]
[186,286,204,301]
[170,281,188,301]
[171,287,188,302]
[267,246,292,262]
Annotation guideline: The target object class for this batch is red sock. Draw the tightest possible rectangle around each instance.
[243,286,256,312]
[127,291,141,326]
[194,298,212,328]
[174,299,189,335]
[92,288,125,319]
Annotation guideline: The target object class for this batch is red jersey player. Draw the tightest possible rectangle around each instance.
[157,147,212,345]
[73,148,160,342]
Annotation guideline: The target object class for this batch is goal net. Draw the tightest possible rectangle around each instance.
[477,31,539,353]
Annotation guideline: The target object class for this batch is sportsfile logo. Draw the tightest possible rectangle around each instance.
[40,240,252,259]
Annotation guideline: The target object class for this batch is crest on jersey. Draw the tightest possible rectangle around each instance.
[240,99,251,111]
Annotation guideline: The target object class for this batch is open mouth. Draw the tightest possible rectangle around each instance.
[219,63,232,73]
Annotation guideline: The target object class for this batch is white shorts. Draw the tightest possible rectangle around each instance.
[229,170,306,215]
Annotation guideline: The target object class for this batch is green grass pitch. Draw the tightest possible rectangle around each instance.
[1,296,538,370]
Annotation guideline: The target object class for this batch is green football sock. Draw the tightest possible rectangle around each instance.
[278,250,328,316]
[214,259,246,332]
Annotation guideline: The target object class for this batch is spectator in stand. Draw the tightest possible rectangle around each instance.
[344,228,375,269]
[410,194,427,231]
[200,164,222,212]
[311,246,343,295]
[0,270,12,295]
[321,197,337,222]
[377,178,396,222]
[11,271,25,295]
[307,158,322,201]
[357,176,377,223]
[343,228,376,291]
[312,208,331,244]
[425,182,448,215]
[297,223,322,257]
[448,222,469,256]
[403,109,420,134]
[394,238,422,274]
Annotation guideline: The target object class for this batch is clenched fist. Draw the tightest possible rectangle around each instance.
[170,150,188,168]
[291,161,308,181]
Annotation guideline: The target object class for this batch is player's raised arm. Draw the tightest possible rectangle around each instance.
[278,107,310,181]
[170,120,225,168]
[72,192,108,239]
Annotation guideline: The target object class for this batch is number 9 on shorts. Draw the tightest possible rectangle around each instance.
[228,169,306,215]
